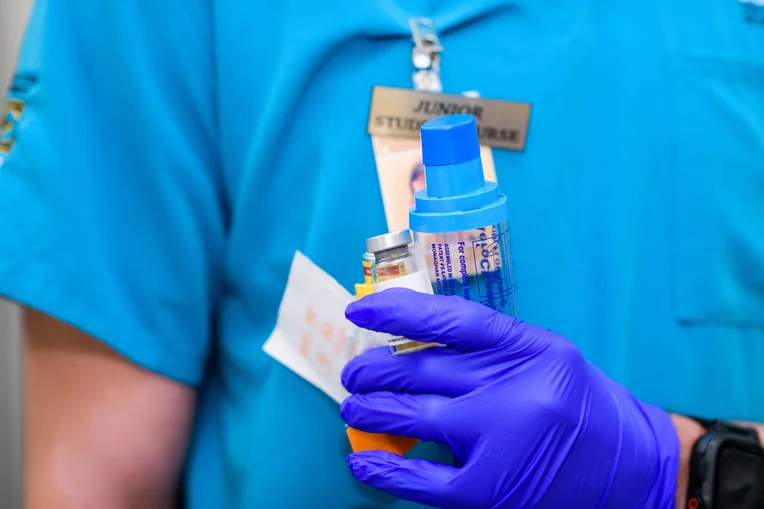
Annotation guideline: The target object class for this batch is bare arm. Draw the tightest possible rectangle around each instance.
[24,308,195,509]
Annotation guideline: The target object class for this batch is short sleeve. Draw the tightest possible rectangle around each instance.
[0,0,223,386]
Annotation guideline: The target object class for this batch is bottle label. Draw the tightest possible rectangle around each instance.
[423,225,517,316]
[373,270,433,293]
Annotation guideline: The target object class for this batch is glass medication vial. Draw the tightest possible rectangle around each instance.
[366,230,438,355]
[409,114,518,317]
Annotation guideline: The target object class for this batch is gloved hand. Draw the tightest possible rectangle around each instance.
[340,288,679,509]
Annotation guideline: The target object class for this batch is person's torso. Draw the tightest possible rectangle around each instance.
[185,1,764,507]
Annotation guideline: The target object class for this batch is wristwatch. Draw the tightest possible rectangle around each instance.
[686,417,764,509]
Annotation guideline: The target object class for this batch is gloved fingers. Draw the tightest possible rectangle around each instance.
[342,345,489,397]
[347,451,468,508]
[341,392,455,444]
[347,288,562,362]
[346,288,520,351]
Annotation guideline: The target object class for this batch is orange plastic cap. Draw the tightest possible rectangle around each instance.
[346,427,419,456]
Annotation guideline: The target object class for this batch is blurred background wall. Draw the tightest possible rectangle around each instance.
[1,0,33,506]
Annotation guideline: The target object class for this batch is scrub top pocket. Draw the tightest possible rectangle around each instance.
[670,54,764,329]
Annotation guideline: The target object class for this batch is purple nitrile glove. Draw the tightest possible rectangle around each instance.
[340,288,679,509]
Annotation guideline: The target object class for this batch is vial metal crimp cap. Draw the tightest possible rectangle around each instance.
[365,230,412,254]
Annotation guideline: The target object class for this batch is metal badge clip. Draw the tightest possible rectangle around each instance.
[409,17,443,93]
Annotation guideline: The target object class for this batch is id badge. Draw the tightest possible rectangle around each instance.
[369,18,530,233]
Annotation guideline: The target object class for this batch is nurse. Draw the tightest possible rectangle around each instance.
[1,2,762,509]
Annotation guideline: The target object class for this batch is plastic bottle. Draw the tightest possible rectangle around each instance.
[409,114,518,316]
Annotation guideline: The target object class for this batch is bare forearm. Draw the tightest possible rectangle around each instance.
[25,358,183,509]
[24,309,193,509]
[25,413,179,509]
[671,414,764,509]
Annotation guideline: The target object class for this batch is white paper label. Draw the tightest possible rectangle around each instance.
[373,270,433,293]
[262,251,379,404]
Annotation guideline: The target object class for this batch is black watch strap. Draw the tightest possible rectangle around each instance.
[686,415,716,431]
[686,417,764,509]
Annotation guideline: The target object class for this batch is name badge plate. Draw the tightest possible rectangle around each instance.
[368,86,531,151]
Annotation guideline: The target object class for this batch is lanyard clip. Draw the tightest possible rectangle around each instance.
[409,17,443,93]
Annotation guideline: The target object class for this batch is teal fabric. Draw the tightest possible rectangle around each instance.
[1,1,763,508]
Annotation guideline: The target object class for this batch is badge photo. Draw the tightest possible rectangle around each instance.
[371,135,498,233]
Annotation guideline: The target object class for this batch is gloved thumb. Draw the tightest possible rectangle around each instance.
[347,451,465,507]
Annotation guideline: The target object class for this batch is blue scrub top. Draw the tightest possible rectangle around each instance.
[1,1,763,507]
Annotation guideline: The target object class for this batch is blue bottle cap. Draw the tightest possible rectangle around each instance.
[410,114,510,233]
[420,114,480,167]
